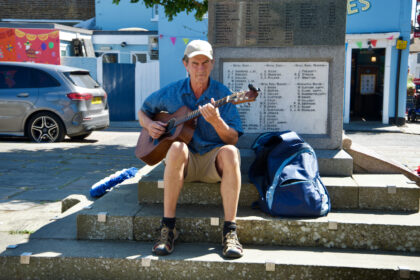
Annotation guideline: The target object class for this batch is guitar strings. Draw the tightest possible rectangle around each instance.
[173,95,230,127]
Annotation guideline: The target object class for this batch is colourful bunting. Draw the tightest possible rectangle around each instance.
[356,41,363,49]
[158,34,207,46]
[386,35,394,40]
[371,39,377,47]
[14,29,58,41]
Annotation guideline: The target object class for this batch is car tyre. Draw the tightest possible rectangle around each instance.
[69,132,92,140]
[26,112,65,143]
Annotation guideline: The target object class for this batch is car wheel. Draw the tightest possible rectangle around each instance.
[26,112,65,143]
[69,132,92,140]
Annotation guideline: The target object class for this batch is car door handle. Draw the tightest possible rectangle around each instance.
[17,93,29,97]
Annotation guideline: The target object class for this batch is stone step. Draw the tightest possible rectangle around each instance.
[138,163,420,212]
[240,148,353,177]
[2,238,419,280]
[77,185,420,253]
[137,148,353,177]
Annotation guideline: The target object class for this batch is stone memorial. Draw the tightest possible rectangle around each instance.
[209,0,347,151]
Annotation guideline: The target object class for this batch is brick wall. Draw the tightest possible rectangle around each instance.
[0,0,95,20]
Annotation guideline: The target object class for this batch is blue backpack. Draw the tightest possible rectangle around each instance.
[248,131,330,217]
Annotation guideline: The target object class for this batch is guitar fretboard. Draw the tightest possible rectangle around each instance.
[173,95,230,127]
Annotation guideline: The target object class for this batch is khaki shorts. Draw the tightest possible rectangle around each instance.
[184,146,240,183]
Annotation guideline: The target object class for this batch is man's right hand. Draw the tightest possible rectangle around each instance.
[147,121,167,139]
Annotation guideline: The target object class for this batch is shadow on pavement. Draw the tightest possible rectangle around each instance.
[0,143,144,201]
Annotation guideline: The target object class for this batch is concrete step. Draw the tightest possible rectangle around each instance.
[240,148,353,177]
[77,185,420,253]
[138,163,420,211]
[1,238,419,280]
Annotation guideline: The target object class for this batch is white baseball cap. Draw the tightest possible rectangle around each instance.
[184,40,213,60]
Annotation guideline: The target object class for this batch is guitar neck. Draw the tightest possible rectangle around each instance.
[174,95,230,126]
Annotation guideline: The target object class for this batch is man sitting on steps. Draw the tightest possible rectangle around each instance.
[138,40,244,258]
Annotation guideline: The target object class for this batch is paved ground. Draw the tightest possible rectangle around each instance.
[0,125,145,236]
[0,120,418,238]
[0,127,143,201]
[344,122,420,172]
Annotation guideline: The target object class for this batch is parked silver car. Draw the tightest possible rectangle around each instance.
[0,62,109,142]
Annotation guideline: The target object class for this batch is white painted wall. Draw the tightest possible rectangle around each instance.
[135,61,160,120]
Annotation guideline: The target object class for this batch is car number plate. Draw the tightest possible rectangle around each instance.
[92,97,102,104]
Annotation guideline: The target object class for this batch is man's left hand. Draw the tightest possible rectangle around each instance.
[199,98,222,125]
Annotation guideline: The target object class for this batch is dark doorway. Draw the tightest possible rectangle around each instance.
[350,48,385,121]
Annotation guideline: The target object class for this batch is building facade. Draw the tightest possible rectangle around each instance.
[344,0,412,125]
[93,1,207,87]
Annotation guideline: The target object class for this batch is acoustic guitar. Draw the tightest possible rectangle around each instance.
[135,84,260,165]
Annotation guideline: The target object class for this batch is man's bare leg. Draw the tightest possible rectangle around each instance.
[216,145,241,222]
[163,141,189,218]
[216,145,243,258]
[153,141,188,256]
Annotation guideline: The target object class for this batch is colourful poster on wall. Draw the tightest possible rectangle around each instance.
[0,28,60,65]
[0,28,17,61]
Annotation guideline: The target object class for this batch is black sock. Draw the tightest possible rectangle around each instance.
[162,217,176,229]
[223,221,237,236]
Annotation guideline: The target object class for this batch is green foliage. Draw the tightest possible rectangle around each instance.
[112,0,208,21]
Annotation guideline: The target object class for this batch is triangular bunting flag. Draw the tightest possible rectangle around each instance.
[356,41,363,49]
[159,34,163,39]
[371,39,377,47]
[170,37,176,45]
[183,38,190,45]
[386,35,394,40]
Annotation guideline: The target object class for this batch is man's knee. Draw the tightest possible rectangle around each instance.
[166,141,189,163]
[217,145,240,169]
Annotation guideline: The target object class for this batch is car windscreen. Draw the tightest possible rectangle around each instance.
[64,71,99,89]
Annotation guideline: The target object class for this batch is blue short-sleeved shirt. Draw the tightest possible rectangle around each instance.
[141,77,243,155]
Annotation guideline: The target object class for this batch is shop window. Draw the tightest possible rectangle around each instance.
[97,53,119,63]
[149,36,159,60]
[132,53,148,63]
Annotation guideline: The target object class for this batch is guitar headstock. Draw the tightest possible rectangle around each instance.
[229,84,260,105]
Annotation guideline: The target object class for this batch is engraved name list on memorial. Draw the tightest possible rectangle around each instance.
[224,62,329,134]
[210,0,344,47]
